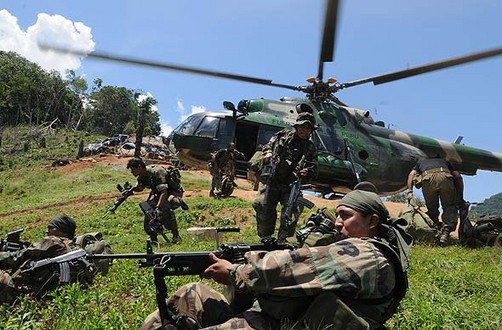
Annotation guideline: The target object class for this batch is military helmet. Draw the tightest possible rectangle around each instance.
[293,112,318,130]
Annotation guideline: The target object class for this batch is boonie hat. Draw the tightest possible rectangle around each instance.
[293,112,318,129]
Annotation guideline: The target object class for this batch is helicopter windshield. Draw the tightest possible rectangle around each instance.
[175,113,205,135]
[195,116,219,138]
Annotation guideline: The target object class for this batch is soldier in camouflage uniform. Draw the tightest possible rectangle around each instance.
[141,190,412,330]
[406,154,465,245]
[208,142,244,198]
[127,158,189,244]
[253,112,318,241]
[0,214,94,304]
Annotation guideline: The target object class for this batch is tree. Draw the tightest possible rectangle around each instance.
[134,96,158,158]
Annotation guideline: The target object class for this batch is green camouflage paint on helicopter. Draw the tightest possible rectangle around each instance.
[170,98,502,196]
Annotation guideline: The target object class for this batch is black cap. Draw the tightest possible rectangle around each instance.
[49,213,77,238]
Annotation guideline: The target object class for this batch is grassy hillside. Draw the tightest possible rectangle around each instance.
[1,128,501,329]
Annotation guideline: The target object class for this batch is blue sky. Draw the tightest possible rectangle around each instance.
[1,0,501,203]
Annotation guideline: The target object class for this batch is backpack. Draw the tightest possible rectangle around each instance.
[165,166,182,190]
[75,232,113,275]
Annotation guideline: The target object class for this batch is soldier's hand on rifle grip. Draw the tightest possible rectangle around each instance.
[154,208,163,219]
[201,253,234,285]
[263,152,273,163]
[299,168,309,177]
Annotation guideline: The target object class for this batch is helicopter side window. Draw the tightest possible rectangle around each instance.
[176,114,204,135]
[218,118,234,138]
[195,116,219,138]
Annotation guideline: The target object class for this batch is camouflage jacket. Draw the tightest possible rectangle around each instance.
[233,237,405,328]
[0,236,74,271]
[1,236,94,299]
[212,148,244,170]
[137,165,183,197]
[262,129,318,184]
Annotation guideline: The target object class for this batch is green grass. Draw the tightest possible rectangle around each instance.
[1,128,501,329]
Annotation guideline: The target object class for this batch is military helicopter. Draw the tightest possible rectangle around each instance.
[44,0,502,196]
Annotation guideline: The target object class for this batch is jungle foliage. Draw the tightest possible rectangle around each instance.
[0,51,160,137]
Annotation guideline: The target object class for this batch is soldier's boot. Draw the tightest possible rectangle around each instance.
[171,229,182,244]
[439,227,452,246]
[209,190,215,197]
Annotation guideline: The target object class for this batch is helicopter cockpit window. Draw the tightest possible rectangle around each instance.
[176,114,204,135]
[195,116,219,138]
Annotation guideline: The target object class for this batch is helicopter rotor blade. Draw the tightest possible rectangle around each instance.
[317,0,339,81]
[341,47,502,89]
[38,43,299,91]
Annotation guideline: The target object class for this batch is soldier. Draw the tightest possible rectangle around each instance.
[208,142,244,199]
[253,112,318,241]
[140,190,412,330]
[406,154,465,245]
[127,158,188,244]
[0,214,95,304]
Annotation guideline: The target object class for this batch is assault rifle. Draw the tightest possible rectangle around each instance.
[102,182,134,218]
[260,158,276,207]
[284,158,315,226]
[139,201,170,243]
[1,228,30,252]
[21,248,92,284]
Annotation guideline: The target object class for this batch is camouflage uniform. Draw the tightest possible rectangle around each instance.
[137,165,185,242]
[253,129,318,240]
[208,146,244,198]
[412,158,458,237]
[141,237,406,330]
[0,236,93,304]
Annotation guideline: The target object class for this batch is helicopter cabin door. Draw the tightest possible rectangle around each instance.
[233,121,282,177]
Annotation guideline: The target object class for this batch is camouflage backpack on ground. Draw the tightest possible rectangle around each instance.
[398,200,438,244]
[75,232,113,275]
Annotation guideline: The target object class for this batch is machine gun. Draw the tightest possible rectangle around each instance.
[89,237,293,327]
[139,201,170,243]
[102,182,134,218]
[284,158,315,226]
[1,228,31,252]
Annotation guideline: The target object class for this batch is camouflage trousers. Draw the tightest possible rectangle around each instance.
[422,172,458,233]
[0,269,20,304]
[253,183,303,240]
[140,282,279,330]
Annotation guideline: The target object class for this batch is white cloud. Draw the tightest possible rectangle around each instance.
[0,10,95,75]
[160,121,173,137]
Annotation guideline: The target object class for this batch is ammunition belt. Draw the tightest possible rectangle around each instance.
[423,167,450,175]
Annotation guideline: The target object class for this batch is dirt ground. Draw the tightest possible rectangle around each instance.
[51,154,408,218]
